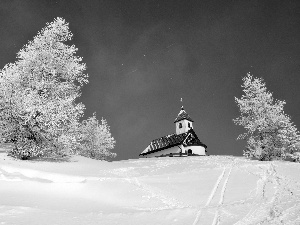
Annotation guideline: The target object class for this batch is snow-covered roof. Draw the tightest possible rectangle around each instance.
[140,129,207,156]
[174,106,194,123]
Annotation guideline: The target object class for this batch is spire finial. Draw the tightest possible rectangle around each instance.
[180,98,184,110]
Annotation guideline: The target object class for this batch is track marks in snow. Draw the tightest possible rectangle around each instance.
[219,163,233,205]
[234,164,276,224]
[212,161,234,225]
[192,167,226,225]
[193,159,236,225]
[235,163,300,225]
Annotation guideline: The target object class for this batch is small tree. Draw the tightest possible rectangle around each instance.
[78,113,116,160]
[0,17,88,159]
[233,73,300,160]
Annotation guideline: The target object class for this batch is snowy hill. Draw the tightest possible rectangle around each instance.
[1,151,300,225]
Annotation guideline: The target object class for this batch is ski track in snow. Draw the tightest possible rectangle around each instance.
[192,166,227,225]
[212,159,235,225]
[192,158,300,225]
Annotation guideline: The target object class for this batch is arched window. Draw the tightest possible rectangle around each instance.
[179,123,182,128]
[188,122,190,128]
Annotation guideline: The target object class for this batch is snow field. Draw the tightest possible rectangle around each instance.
[1,154,300,224]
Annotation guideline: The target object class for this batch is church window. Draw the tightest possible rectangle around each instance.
[179,123,182,128]
[188,122,190,128]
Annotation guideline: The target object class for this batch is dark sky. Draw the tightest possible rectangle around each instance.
[1,0,300,160]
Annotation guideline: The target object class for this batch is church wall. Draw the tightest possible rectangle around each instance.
[185,146,206,155]
[141,146,182,158]
[176,119,193,135]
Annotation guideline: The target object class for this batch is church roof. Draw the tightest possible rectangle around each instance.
[174,106,194,123]
[140,129,207,156]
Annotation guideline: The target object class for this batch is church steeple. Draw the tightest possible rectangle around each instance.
[174,106,194,134]
[139,102,207,157]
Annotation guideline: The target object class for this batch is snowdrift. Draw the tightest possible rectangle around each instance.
[1,152,300,224]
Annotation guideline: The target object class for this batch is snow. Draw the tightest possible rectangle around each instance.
[1,150,300,224]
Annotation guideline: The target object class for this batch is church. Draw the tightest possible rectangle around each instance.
[139,106,207,157]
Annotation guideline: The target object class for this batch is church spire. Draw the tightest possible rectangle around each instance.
[174,106,194,123]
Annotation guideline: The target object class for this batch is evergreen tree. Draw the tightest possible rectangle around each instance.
[233,73,300,160]
[0,17,88,159]
[79,113,116,160]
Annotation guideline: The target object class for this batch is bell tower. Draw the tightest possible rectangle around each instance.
[174,106,194,135]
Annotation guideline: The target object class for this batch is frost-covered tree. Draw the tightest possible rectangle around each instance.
[78,113,116,160]
[233,73,300,161]
[0,17,88,159]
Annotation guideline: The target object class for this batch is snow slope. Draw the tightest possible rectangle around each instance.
[1,150,300,225]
